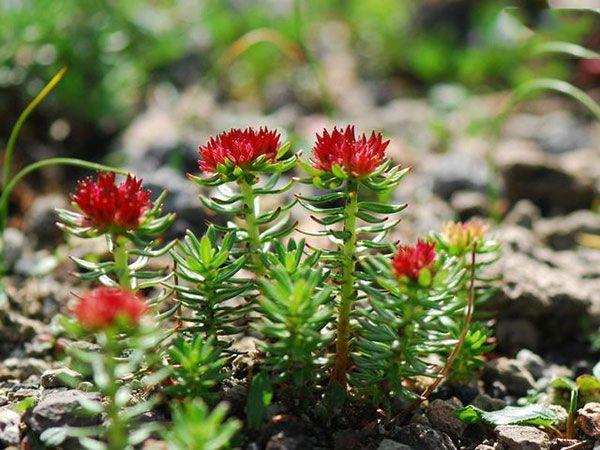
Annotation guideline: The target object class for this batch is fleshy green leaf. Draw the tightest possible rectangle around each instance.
[454,405,556,427]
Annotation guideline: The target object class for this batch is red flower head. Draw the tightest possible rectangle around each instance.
[198,127,281,173]
[73,287,148,330]
[310,126,389,177]
[392,240,437,281]
[71,172,152,231]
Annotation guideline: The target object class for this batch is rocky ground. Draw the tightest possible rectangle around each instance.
[1,78,599,449]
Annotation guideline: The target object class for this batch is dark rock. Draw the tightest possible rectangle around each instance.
[0,408,21,446]
[426,397,466,439]
[24,194,68,248]
[484,357,536,396]
[495,425,550,450]
[0,358,49,381]
[332,429,362,450]
[395,423,457,450]
[496,140,596,214]
[24,389,101,435]
[470,393,506,411]
[534,210,600,250]
[495,318,540,354]
[429,152,489,200]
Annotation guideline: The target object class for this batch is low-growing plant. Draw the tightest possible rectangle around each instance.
[46,124,503,446]
[41,287,167,450]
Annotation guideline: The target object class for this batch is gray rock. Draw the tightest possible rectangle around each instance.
[377,439,412,450]
[545,404,568,432]
[426,397,466,439]
[395,423,457,450]
[429,152,489,200]
[41,368,82,389]
[2,228,25,269]
[488,251,594,350]
[535,111,590,154]
[450,191,488,221]
[495,425,550,450]
[24,389,101,435]
[470,393,506,411]
[504,200,541,229]
[24,194,67,247]
[484,357,536,396]
[0,408,21,446]
[578,402,600,438]
[496,140,596,214]
[0,358,49,382]
[515,349,546,379]
[534,210,600,250]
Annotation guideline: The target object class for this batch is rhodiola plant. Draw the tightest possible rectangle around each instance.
[41,288,167,450]
[297,126,409,389]
[56,172,176,299]
[189,127,297,276]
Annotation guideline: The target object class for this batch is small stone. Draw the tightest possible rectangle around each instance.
[395,423,457,450]
[450,191,488,221]
[545,404,568,432]
[471,393,506,411]
[484,357,537,396]
[504,200,541,229]
[426,397,466,439]
[495,425,550,450]
[0,358,50,382]
[0,408,21,446]
[429,152,489,200]
[475,446,495,450]
[24,389,101,435]
[41,368,82,389]
[516,349,546,379]
[24,194,67,247]
[2,228,25,269]
[377,439,411,450]
[141,439,169,450]
[578,402,600,438]
[534,210,600,251]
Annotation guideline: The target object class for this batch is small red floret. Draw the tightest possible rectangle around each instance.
[310,126,389,177]
[198,127,281,173]
[73,287,148,330]
[71,172,152,231]
[392,240,437,281]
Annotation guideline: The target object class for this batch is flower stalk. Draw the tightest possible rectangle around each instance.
[331,180,359,387]
[239,178,265,275]
[113,236,132,291]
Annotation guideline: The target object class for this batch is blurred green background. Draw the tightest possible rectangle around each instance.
[0,0,597,152]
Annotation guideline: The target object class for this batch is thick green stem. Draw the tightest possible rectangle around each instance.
[104,330,128,450]
[113,236,132,291]
[330,179,359,388]
[239,179,264,276]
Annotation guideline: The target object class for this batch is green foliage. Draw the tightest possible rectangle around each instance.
[172,227,252,340]
[454,404,556,427]
[258,239,333,390]
[353,251,463,405]
[164,400,240,450]
[445,323,494,385]
[166,335,227,403]
[42,318,168,449]
[0,0,190,127]
[246,372,273,431]
[190,144,297,275]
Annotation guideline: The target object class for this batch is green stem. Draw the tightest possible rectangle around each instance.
[2,67,67,192]
[239,178,264,276]
[104,330,128,450]
[113,236,132,291]
[330,179,359,388]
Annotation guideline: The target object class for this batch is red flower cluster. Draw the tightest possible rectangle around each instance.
[71,173,152,231]
[198,127,281,173]
[392,240,436,281]
[310,126,389,177]
[73,287,148,329]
